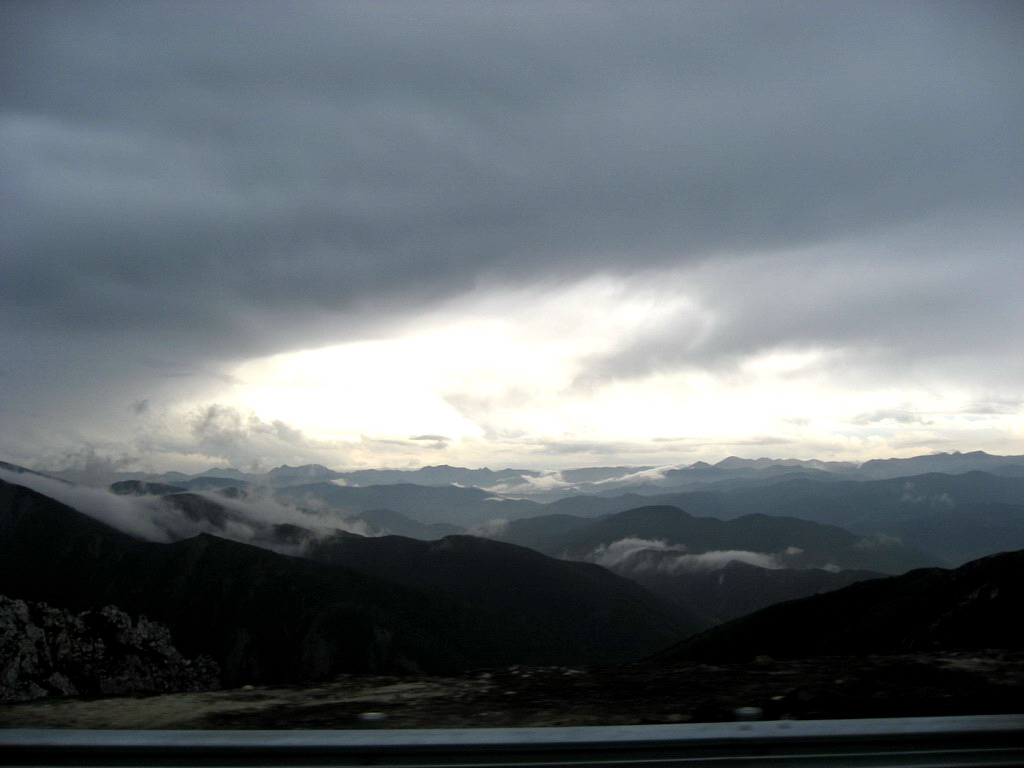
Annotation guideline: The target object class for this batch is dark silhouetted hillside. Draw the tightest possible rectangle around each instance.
[657,549,1024,663]
[306,532,705,664]
[629,559,882,623]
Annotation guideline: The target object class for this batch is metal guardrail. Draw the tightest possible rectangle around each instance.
[2,715,1022,768]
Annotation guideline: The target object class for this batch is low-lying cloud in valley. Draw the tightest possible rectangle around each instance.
[584,537,789,574]
[0,467,372,554]
[481,471,574,497]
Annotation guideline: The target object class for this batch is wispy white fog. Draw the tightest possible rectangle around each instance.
[468,518,511,538]
[1,468,181,542]
[587,466,681,488]
[0,468,373,553]
[584,537,786,573]
[482,471,573,497]
[900,481,956,508]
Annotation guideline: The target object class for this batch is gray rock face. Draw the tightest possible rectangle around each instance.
[0,595,220,702]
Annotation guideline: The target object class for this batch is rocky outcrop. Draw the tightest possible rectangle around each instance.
[0,595,220,702]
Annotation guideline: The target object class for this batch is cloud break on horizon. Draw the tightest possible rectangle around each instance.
[1,1,1022,473]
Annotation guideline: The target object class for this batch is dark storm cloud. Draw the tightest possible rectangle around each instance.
[1,0,1022,461]
[578,212,1024,388]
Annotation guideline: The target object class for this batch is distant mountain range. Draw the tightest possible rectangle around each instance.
[497,504,939,572]
[273,481,540,527]
[96,462,1024,569]
[66,450,1024,499]
[488,504,932,623]
[93,459,1024,567]
[6,453,1024,628]
[483,506,893,623]
[4,463,917,632]
[537,472,1024,567]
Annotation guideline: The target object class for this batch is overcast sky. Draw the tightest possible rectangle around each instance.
[2,0,1022,474]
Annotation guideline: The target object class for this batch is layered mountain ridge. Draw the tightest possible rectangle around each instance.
[47,450,1024,499]
[0,477,698,688]
[2,450,1022,710]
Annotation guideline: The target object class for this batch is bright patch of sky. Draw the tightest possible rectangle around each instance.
[205,271,1022,470]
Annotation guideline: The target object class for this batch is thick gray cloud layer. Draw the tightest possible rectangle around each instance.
[2,1,1022,467]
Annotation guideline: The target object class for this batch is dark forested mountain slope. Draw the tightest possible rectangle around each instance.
[0,479,469,683]
[657,549,1024,663]
[354,508,464,539]
[487,513,594,550]
[627,560,883,624]
[855,501,1024,566]
[305,532,705,662]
